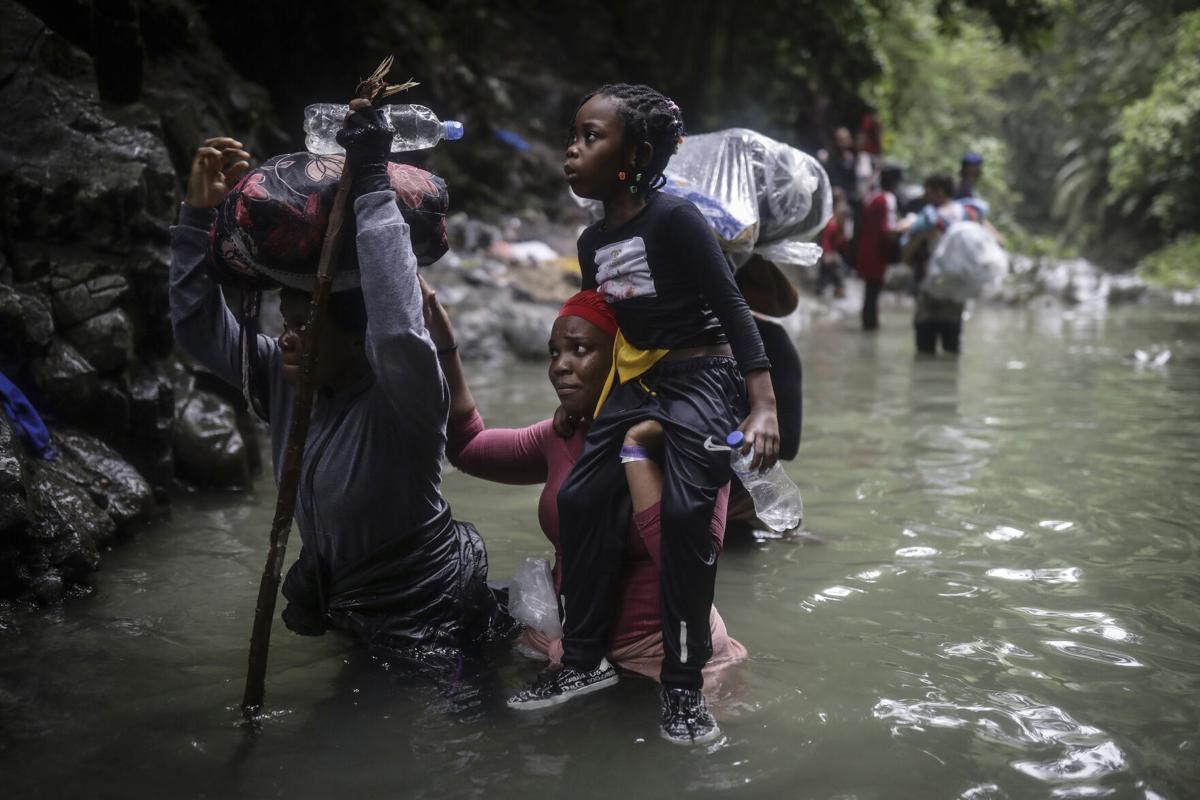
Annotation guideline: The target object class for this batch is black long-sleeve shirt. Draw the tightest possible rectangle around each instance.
[755,317,801,459]
[578,192,770,374]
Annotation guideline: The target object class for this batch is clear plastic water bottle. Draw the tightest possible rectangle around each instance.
[303,103,465,156]
[725,430,803,532]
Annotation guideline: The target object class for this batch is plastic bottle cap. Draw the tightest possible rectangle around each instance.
[725,431,745,448]
[443,120,464,141]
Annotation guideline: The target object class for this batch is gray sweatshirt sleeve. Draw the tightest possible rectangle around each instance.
[168,204,277,399]
[353,190,448,432]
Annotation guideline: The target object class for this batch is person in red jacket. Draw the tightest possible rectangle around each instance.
[854,164,904,330]
[817,188,850,299]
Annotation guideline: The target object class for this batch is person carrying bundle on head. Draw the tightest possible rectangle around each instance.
[167,104,508,673]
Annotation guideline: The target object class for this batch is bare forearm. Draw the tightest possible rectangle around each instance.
[744,368,777,412]
[437,349,478,423]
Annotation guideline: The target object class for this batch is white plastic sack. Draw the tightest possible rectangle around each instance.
[509,557,562,638]
[572,128,832,267]
[664,128,832,263]
[753,240,825,268]
[925,221,1007,302]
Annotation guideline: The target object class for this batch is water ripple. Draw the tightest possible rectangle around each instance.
[1013,740,1126,782]
[988,567,1081,584]
[874,688,1126,788]
[939,639,1038,666]
[1043,640,1143,668]
[1066,624,1140,644]
[985,526,1025,542]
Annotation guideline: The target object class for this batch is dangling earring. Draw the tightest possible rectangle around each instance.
[630,172,642,195]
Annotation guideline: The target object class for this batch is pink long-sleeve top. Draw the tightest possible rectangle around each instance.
[446,409,729,651]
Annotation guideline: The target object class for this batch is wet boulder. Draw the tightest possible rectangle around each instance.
[53,429,153,528]
[173,389,251,488]
[95,378,132,437]
[127,363,175,445]
[500,302,560,361]
[50,273,130,329]
[1107,273,1148,305]
[29,568,66,605]
[446,307,507,359]
[31,338,98,417]
[26,463,112,583]
[61,308,134,374]
[0,284,55,352]
[0,415,32,537]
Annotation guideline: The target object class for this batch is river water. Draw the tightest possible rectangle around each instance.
[2,303,1198,799]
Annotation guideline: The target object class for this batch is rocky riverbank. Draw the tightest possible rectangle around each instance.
[0,0,282,610]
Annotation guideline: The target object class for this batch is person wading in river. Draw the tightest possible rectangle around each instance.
[507,83,778,745]
[168,105,506,670]
[423,284,747,692]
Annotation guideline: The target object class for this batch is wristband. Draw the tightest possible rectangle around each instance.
[437,343,459,356]
[619,444,652,463]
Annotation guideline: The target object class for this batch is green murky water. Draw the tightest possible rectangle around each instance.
[2,303,1198,799]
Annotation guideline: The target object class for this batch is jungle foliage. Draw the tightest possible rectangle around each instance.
[16,0,1197,272]
[874,0,1200,270]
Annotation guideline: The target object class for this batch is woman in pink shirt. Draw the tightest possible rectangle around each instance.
[420,281,747,684]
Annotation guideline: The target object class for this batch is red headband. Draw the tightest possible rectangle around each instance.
[558,289,618,339]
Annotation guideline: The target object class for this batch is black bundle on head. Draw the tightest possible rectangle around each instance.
[578,83,686,194]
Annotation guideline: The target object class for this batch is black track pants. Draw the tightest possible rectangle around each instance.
[558,356,745,690]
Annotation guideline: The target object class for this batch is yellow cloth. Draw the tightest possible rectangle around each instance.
[594,330,669,417]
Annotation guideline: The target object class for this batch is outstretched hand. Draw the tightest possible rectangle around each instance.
[184,137,250,209]
[418,275,456,351]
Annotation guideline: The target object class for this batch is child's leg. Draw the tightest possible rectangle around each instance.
[557,393,653,672]
[652,359,742,691]
[658,421,725,690]
[623,419,664,514]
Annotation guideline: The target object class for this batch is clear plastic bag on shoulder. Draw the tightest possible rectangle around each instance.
[571,128,832,269]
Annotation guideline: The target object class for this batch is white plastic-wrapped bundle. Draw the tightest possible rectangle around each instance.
[572,128,832,267]
[662,128,832,266]
[924,221,1008,302]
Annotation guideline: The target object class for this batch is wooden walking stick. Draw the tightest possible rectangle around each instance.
[241,57,418,720]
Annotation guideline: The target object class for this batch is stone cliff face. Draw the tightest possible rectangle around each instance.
[0,0,281,608]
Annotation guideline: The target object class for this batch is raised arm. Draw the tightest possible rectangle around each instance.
[670,202,780,469]
[339,103,447,434]
[418,274,549,484]
[169,138,277,401]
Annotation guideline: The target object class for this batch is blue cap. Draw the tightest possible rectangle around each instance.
[962,152,983,166]
[443,120,464,141]
[725,431,745,448]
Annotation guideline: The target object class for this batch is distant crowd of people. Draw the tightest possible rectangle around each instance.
[816,110,998,355]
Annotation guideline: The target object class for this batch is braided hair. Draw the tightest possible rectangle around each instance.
[574,83,686,194]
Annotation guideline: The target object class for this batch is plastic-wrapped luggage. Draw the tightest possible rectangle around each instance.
[574,128,831,268]
[662,128,831,266]
[924,221,1007,302]
[209,152,450,292]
